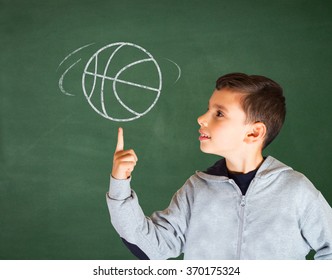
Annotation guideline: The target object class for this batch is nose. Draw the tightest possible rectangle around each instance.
[197,112,208,127]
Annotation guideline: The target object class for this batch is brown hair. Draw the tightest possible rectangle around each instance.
[216,73,286,148]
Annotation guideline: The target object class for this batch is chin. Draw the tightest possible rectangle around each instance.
[200,145,224,157]
[199,144,214,154]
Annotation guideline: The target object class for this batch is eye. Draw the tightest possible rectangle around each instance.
[216,110,224,117]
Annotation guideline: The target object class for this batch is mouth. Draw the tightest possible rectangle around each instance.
[199,130,211,141]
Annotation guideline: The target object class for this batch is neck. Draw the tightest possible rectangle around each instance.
[225,152,264,174]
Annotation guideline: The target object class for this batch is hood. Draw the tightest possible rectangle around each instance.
[255,156,293,179]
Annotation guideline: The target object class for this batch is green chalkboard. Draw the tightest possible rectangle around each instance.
[1,0,332,260]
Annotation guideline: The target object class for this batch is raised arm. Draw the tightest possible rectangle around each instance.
[106,128,190,259]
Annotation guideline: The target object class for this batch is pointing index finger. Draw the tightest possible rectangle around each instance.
[115,127,124,152]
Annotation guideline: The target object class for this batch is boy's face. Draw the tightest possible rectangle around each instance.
[197,89,251,158]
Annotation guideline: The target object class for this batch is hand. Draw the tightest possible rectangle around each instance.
[111,127,138,180]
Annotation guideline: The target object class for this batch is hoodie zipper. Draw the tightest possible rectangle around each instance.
[237,195,246,259]
[229,178,257,259]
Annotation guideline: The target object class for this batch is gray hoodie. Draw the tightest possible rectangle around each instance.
[106,156,332,259]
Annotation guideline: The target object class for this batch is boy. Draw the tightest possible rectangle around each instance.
[106,73,332,259]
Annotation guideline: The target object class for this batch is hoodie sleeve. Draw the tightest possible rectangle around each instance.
[106,176,190,260]
[301,192,332,260]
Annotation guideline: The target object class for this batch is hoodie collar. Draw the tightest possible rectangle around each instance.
[196,156,292,181]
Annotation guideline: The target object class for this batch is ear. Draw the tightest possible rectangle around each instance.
[245,122,266,144]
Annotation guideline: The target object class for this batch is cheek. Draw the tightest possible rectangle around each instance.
[212,122,244,143]
[211,122,230,137]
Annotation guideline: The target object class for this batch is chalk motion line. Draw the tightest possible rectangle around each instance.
[57,42,95,71]
[58,59,81,96]
[57,43,95,96]
[164,58,181,84]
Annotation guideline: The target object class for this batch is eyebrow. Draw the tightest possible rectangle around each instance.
[209,103,229,112]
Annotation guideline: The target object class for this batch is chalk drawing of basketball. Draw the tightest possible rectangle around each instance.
[82,42,162,121]
[57,42,180,122]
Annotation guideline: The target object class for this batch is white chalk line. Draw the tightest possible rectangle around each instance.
[56,42,95,72]
[112,58,161,117]
[84,71,160,92]
[164,58,181,84]
[58,59,81,96]
[100,44,126,117]
[87,56,98,100]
